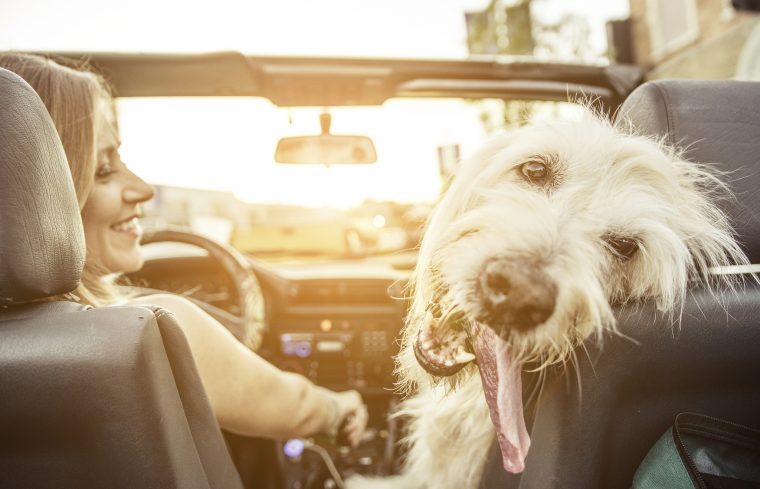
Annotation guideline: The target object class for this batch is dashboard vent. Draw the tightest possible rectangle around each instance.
[288,280,399,305]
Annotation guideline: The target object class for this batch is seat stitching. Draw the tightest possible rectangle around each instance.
[652,82,676,146]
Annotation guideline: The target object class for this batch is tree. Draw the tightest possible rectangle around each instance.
[465,0,595,132]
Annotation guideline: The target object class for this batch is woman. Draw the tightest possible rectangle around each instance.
[0,53,368,445]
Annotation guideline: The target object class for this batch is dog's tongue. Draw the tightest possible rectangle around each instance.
[473,325,530,473]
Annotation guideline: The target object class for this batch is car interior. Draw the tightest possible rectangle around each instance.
[1,51,759,489]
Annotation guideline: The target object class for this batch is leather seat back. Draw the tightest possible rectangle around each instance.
[0,67,242,488]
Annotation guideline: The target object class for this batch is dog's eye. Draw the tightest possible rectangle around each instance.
[604,235,640,260]
[520,160,548,184]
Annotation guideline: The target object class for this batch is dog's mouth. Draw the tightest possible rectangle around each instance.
[413,300,530,474]
[412,302,476,377]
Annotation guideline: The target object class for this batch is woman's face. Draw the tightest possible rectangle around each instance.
[80,100,154,275]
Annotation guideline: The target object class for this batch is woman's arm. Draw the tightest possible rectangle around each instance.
[126,293,366,443]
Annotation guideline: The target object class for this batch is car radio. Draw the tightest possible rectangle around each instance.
[276,316,398,390]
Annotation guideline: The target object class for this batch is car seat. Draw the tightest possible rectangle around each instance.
[0,67,244,489]
[479,79,760,489]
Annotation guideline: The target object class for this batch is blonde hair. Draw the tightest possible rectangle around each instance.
[0,53,119,306]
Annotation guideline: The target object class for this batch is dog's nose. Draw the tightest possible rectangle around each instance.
[479,258,557,332]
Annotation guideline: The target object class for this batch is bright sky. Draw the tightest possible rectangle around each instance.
[1,0,628,58]
[1,0,629,208]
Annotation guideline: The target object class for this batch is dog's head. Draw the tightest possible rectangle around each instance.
[399,114,748,390]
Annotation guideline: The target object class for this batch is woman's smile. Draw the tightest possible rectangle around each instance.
[110,215,143,238]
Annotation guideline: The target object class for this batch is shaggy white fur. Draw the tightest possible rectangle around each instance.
[348,113,747,489]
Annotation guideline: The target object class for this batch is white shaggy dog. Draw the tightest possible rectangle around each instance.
[347,113,748,489]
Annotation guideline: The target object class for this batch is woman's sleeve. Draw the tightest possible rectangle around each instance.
[126,293,336,439]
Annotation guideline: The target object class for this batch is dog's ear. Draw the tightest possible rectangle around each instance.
[618,134,750,312]
[670,155,749,284]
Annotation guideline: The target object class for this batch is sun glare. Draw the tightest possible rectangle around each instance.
[117,97,494,208]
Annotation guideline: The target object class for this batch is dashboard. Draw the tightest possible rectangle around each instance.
[261,270,407,391]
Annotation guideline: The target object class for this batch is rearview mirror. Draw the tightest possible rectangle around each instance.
[275,134,378,165]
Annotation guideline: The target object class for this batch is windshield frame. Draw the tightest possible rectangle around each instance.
[35,51,644,110]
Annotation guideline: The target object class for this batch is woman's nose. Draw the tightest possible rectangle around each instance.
[123,167,155,204]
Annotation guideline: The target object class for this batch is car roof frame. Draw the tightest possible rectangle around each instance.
[35,51,644,110]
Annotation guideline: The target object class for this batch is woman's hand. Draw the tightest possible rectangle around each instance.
[330,390,369,448]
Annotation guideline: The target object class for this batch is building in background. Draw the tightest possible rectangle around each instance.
[626,0,760,79]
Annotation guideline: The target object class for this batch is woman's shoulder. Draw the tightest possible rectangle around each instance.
[120,292,197,314]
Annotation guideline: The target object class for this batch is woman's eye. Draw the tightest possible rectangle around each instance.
[96,162,114,178]
[605,236,640,260]
[96,149,125,178]
[520,160,548,184]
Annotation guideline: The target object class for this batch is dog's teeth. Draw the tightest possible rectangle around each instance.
[423,311,439,329]
[454,350,476,364]
[444,359,455,367]
[422,341,433,350]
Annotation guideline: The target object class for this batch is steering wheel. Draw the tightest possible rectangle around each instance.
[140,228,266,351]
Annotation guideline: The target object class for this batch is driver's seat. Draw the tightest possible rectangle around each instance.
[0,69,243,488]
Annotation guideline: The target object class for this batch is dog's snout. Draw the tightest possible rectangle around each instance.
[480,258,557,332]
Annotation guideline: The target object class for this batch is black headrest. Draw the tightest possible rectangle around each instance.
[615,79,760,264]
[0,68,85,303]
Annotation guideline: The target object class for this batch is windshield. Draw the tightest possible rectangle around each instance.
[118,97,585,258]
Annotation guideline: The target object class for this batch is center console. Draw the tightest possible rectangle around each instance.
[276,316,396,391]
[264,278,407,488]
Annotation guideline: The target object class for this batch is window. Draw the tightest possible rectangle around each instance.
[646,0,700,60]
